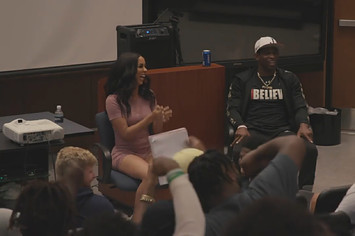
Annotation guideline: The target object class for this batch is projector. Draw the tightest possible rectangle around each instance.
[2,118,64,144]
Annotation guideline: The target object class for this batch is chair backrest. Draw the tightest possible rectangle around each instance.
[95,111,142,192]
[314,184,352,214]
[95,112,115,151]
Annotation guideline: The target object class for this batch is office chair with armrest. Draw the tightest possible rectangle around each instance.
[310,184,353,235]
[310,184,352,214]
[92,112,171,209]
[316,211,353,236]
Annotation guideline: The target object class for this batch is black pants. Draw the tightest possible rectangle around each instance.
[232,129,318,189]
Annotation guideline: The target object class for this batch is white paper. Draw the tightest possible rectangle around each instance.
[148,127,189,185]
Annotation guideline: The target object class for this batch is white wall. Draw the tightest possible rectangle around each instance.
[0,0,142,73]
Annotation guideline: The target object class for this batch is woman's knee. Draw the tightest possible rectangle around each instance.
[119,155,149,179]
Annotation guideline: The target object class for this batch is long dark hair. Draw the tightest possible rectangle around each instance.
[104,52,155,117]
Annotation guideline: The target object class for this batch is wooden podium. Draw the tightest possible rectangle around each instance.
[98,63,226,150]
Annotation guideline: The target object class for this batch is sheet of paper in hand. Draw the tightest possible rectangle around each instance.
[148,127,189,185]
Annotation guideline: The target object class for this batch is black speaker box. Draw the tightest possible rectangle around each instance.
[116,23,176,69]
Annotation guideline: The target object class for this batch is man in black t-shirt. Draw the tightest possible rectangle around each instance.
[226,36,318,189]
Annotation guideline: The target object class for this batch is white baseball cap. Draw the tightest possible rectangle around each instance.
[254,36,279,53]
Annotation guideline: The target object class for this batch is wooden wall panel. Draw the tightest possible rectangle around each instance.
[148,64,226,150]
[0,77,25,115]
[332,0,355,108]
[0,68,110,128]
[297,70,325,107]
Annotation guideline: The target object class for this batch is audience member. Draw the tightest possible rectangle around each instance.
[334,183,355,235]
[316,212,352,236]
[8,180,76,236]
[188,149,241,213]
[105,52,172,181]
[191,135,305,236]
[77,156,204,236]
[135,136,206,234]
[56,146,115,227]
[0,208,20,236]
[139,200,175,236]
[139,157,205,236]
[137,135,306,236]
[237,135,264,161]
[81,211,137,236]
[223,197,335,236]
[236,135,264,177]
[186,136,207,152]
[335,184,355,226]
[226,36,317,189]
[131,144,204,223]
[127,140,203,224]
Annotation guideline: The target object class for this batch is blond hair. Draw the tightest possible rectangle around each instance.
[55,146,97,179]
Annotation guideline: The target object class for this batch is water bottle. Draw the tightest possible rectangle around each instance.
[54,105,64,123]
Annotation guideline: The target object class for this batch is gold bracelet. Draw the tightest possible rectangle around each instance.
[140,194,155,203]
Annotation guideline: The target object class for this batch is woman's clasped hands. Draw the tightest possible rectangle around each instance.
[153,105,173,123]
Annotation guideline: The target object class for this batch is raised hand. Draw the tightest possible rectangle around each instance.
[187,136,206,151]
[152,157,180,176]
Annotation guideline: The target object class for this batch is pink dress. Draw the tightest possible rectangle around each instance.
[105,94,153,170]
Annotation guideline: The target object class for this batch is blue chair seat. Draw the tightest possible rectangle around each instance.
[110,170,141,191]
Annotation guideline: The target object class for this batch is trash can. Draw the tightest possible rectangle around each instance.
[309,108,341,146]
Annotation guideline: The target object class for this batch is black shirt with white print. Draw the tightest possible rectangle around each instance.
[245,73,291,135]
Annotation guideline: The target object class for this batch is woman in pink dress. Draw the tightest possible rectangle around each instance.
[105,52,172,180]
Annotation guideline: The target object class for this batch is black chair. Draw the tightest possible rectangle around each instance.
[316,211,353,236]
[92,111,170,208]
[311,184,352,214]
[310,184,353,236]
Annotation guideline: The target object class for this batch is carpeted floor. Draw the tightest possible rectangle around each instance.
[313,131,355,193]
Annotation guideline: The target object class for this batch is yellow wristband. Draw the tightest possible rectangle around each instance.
[140,194,155,203]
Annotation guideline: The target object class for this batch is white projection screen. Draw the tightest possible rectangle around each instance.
[0,0,142,73]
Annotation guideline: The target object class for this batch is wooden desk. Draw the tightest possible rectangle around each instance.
[0,111,94,152]
[98,63,226,150]
[0,112,94,183]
